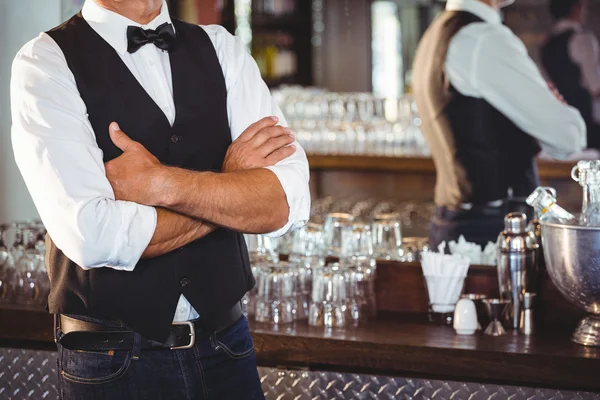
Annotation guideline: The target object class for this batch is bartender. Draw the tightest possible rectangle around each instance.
[541,0,600,149]
[413,0,586,247]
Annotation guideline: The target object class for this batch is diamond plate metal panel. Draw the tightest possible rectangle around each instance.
[257,368,600,400]
[1,348,599,399]
[0,349,58,400]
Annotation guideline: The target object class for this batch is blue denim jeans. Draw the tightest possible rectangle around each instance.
[57,316,265,400]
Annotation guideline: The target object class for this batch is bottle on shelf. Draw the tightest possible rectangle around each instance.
[258,0,296,16]
[525,186,576,224]
[252,31,297,82]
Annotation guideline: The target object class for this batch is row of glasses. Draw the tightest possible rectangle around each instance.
[311,196,435,238]
[0,221,50,308]
[271,86,430,157]
[244,217,379,327]
[322,211,428,262]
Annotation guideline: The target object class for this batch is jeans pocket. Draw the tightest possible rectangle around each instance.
[59,345,133,385]
[212,316,255,360]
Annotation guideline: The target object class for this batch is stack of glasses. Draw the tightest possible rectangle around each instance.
[272,86,430,157]
[244,210,427,329]
[0,221,50,309]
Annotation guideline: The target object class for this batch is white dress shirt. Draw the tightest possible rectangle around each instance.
[445,0,586,159]
[11,0,310,322]
[551,19,600,123]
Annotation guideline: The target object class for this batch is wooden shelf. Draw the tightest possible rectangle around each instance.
[251,14,309,29]
[263,76,298,88]
[307,155,576,180]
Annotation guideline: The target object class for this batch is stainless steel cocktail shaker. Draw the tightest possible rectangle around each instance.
[496,213,539,329]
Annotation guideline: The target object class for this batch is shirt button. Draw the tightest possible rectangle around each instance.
[179,277,191,287]
[170,134,180,144]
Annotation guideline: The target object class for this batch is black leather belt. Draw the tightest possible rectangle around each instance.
[58,303,242,351]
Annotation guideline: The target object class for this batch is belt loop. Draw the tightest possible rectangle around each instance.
[132,332,142,360]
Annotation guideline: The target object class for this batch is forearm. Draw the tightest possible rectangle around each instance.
[142,208,216,259]
[155,167,288,234]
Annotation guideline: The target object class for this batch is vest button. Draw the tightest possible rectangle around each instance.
[179,277,191,287]
[170,134,180,144]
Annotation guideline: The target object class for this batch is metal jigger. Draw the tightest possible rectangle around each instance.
[483,299,510,336]
[519,292,536,335]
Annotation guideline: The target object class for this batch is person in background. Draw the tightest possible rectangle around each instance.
[413,0,586,247]
[10,0,310,398]
[542,0,600,149]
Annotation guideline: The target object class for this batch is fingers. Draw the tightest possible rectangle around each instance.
[237,116,279,142]
[264,145,296,166]
[250,126,292,148]
[109,122,137,152]
[257,134,296,157]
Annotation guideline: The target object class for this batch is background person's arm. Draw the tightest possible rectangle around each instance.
[446,23,586,159]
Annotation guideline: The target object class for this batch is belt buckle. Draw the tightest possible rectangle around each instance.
[170,321,196,350]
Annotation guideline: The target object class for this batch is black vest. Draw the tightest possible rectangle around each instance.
[541,30,597,146]
[45,14,254,342]
[413,11,540,207]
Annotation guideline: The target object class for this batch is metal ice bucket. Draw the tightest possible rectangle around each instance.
[541,221,600,346]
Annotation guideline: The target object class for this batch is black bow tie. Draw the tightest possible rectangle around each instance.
[126,22,176,54]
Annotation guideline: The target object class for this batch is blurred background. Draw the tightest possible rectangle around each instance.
[2,0,598,224]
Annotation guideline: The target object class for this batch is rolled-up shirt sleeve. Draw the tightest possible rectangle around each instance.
[205,25,311,237]
[10,34,157,271]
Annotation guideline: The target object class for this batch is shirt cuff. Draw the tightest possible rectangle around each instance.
[106,202,157,271]
[263,164,310,237]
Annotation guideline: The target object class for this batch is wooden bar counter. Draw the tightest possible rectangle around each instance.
[1,308,599,392]
[2,260,599,392]
[250,319,600,392]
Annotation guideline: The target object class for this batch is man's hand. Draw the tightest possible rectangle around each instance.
[548,81,567,105]
[105,122,163,205]
[223,116,296,173]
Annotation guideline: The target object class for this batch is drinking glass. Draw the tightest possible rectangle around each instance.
[0,224,8,268]
[14,228,43,306]
[242,263,271,318]
[372,213,403,260]
[289,222,325,268]
[309,264,349,328]
[340,223,377,322]
[255,263,296,325]
[323,213,354,258]
[342,223,375,263]
[0,225,15,305]
[244,234,279,264]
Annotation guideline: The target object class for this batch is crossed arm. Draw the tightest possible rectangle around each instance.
[105,118,297,259]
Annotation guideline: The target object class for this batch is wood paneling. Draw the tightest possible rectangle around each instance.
[316,0,372,91]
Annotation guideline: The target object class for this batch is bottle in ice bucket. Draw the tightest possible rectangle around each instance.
[525,187,576,224]
[571,160,600,226]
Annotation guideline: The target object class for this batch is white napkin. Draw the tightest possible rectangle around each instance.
[482,242,497,266]
[421,250,470,312]
[446,236,497,266]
